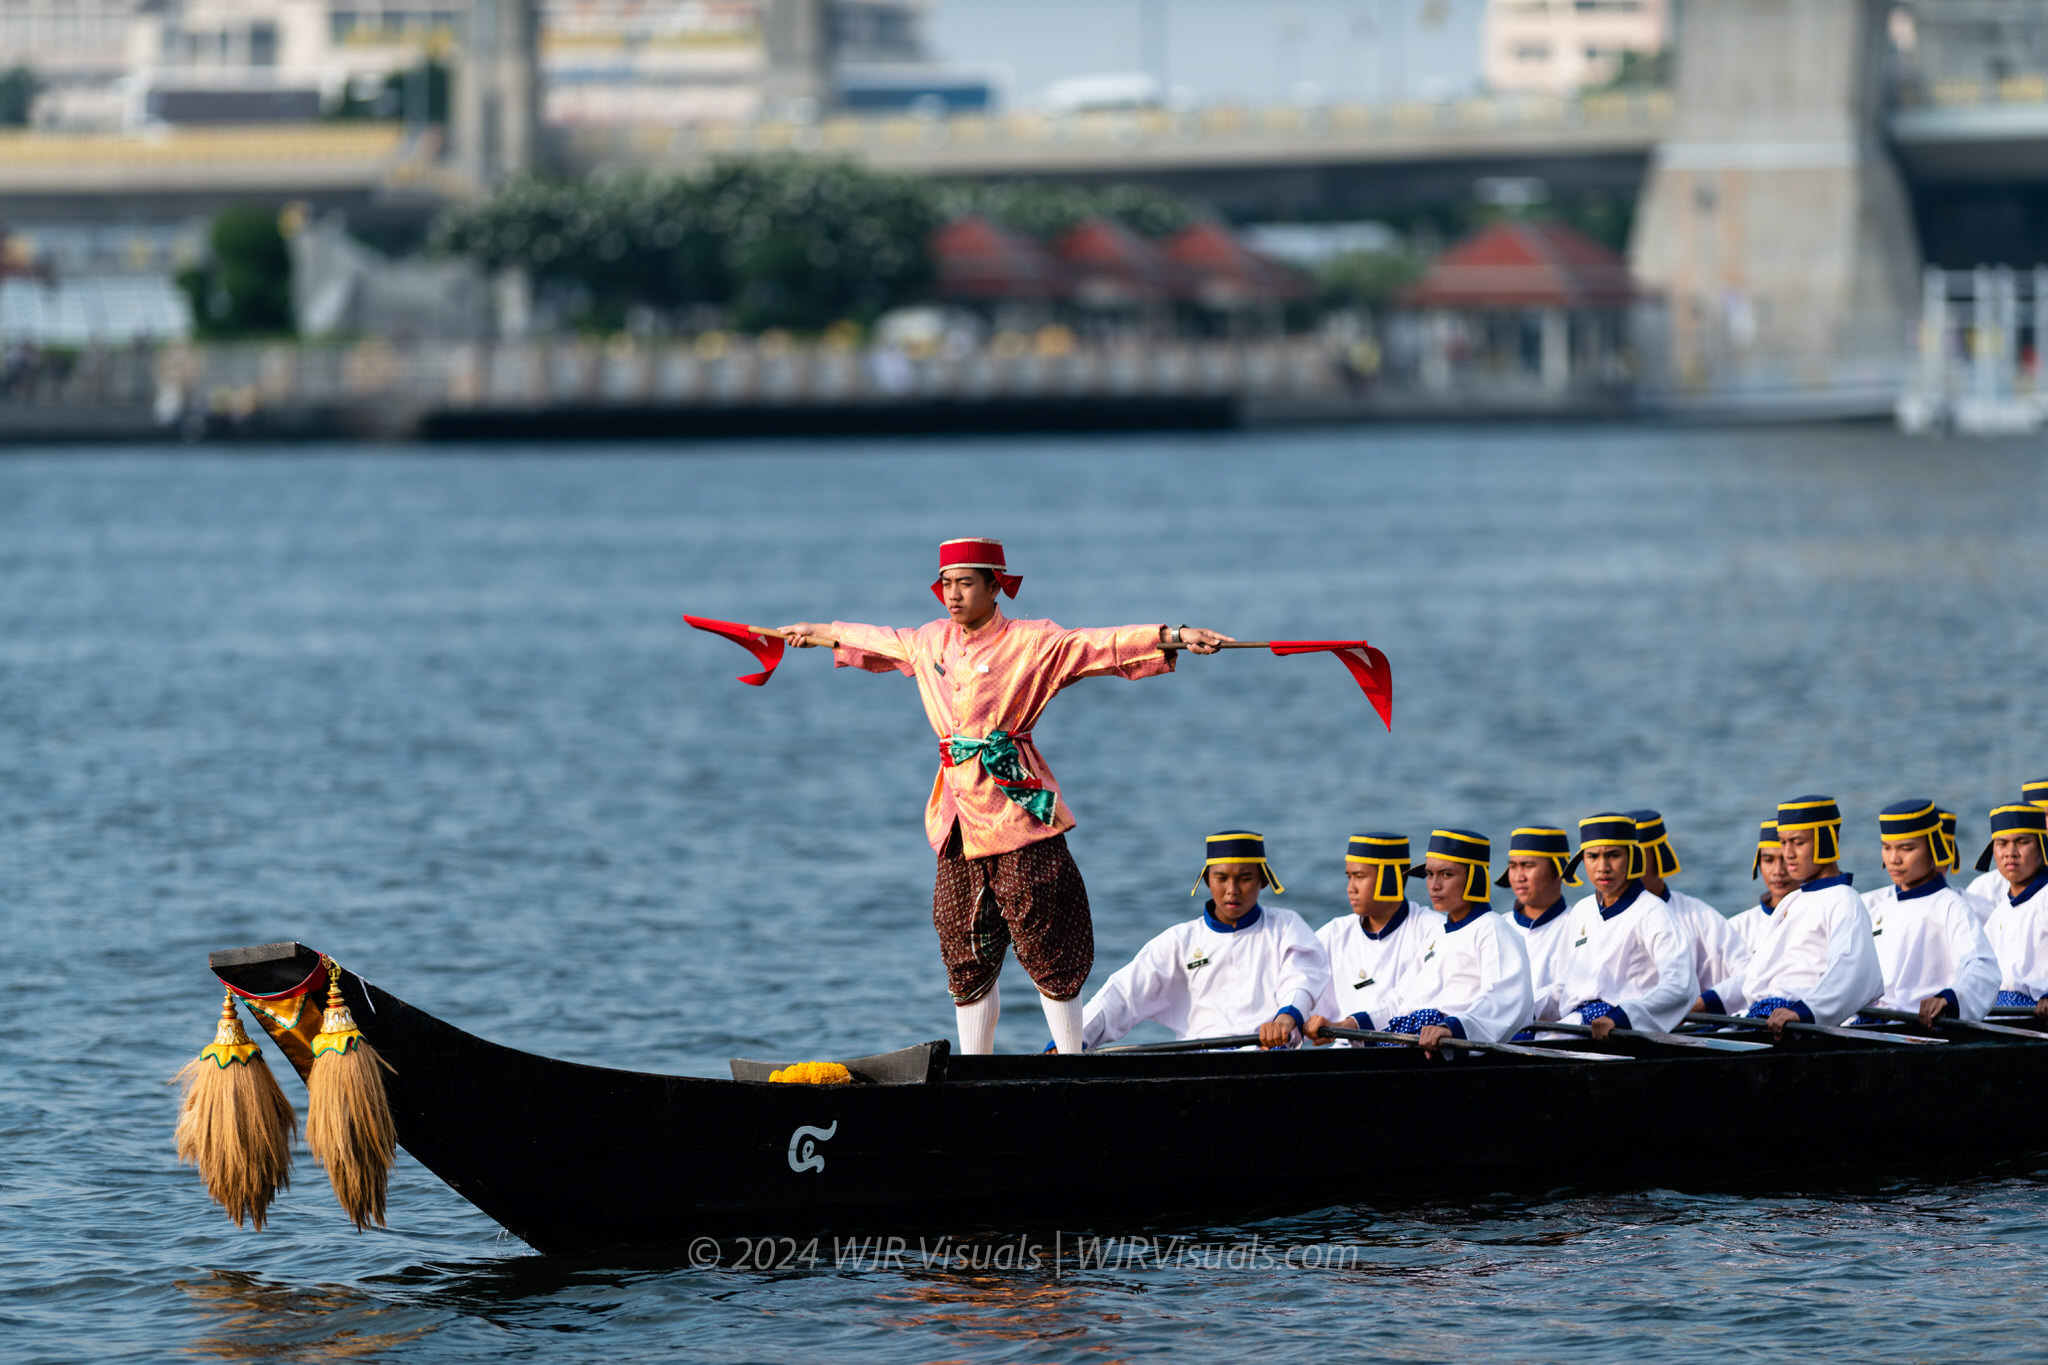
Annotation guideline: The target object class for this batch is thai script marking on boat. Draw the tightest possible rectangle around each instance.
[788,1122,838,1174]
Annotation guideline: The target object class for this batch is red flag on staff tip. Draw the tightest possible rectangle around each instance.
[1267,641,1393,730]
[684,616,786,686]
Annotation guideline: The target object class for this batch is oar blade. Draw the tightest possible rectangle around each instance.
[1622,1031,1769,1055]
[1684,1011,1948,1045]
[1094,1033,1264,1055]
[1326,1025,1626,1061]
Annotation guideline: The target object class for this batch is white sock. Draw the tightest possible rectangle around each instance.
[1041,993,1086,1054]
[956,983,1000,1054]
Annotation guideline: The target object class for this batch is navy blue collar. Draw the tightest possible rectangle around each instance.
[1757,894,1778,915]
[1203,902,1262,933]
[1802,872,1853,891]
[1897,873,1948,902]
[2011,869,2048,907]
[1360,903,1410,941]
[1596,881,1644,921]
[1443,904,1488,932]
[1513,896,1568,930]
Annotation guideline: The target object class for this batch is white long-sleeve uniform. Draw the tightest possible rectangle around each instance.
[1554,884,1698,1033]
[1312,902,1443,1036]
[1728,875,1884,1025]
[1079,903,1330,1050]
[1956,868,2002,925]
[1860,877,2000,1020]
[1504,899,1574,1022]
[1984,873,2048,1000]
[1382,907,1534,1045]
[1728,899,1780,953]
[1663,889,1749,1006]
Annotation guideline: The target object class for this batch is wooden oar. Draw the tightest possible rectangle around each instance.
[1536,1020,1769,1052]
[1324,1025,1627,1062]
[1685,1011,1948,1045]
[1095,1033,1265,1054]
[1989,1005,2044,1019]
[1855,1006,2048,1040]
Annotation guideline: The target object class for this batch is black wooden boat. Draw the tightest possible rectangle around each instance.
[212,941,2048,1256]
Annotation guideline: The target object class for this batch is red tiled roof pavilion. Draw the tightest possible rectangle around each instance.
[1403,220,1634,311]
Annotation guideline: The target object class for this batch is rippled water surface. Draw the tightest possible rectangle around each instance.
[6,425,2048,1363]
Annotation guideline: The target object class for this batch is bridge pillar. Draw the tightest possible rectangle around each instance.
[455,0,542,186]
[762,0,831,118]
[1630,0,1920,397]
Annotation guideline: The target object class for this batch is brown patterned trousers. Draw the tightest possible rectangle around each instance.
[933,827,1094,1004]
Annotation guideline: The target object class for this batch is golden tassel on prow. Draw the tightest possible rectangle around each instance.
[173,991,297,1230]
[306,955,396,1230]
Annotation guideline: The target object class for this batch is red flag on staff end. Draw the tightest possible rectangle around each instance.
[684,616,786,686]
[1267,641,1393,730]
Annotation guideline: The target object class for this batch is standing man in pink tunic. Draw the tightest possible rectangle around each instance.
[781,537,1231,1055]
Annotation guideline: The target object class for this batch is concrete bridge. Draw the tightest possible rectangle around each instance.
[1,0,2040,411]
[0,89,1674,223]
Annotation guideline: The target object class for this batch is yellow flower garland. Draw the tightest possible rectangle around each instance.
[768,1061,853,1085]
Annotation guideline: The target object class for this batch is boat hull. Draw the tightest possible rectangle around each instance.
[212,942,2048,1255]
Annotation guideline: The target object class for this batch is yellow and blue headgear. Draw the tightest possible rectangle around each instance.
[1975,805,2048,874]
[1346,832,1410,901]
[1777,795,1843,864]
[1626,809,1681,879]
[1939,809,1961,871]
[2025,778,2048,808]
[1193,829,1284,895]
[1750,819,1780,879]
[1879,799,1952,870]
[1407,829,1490,903]
[1566,812,1642,880]
[1493,827,1580,889]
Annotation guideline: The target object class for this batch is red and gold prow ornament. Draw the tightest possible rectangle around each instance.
[173,952,396,1232]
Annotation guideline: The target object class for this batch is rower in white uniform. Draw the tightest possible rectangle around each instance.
[1076,830,1329,1052]
[1304,833,1442,1046]
[1629,809,1749,1009]
[1968,780,2048,915]
[1385,829,1534,1055]
[1496,826,1579,1025]
[1979,804,2048,1020]
[1857,799,1998,1025]
[1707,795,1883,1038]
[1549,813,1696,1037]
[1726,820,1798,955]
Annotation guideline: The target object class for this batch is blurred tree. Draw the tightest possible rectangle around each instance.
[176,206,296,339]
[429,160,939,333]
[1314,249,1427,311]
[0,64,41,126]
[1588,48,1672,92]
[937,181,1197,241]
[329,60,449,124]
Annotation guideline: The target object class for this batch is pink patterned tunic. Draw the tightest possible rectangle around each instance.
[829,610,1175,857]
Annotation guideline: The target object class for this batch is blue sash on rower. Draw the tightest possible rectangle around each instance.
[1573,1000,1630,1029]
[1745,995,1810,1022]
[939,729,1055,824]
[1383,1007,1456,1046]
[1998,990,2038,1008]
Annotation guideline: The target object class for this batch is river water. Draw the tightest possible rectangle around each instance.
[5,425,2048,1362]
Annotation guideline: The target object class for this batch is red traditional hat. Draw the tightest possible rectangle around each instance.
[931,537,1021,603]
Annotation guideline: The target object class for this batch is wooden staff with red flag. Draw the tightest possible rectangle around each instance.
[685,617,1392,728]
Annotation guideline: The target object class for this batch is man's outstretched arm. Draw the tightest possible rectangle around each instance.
[781,621,912,674]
